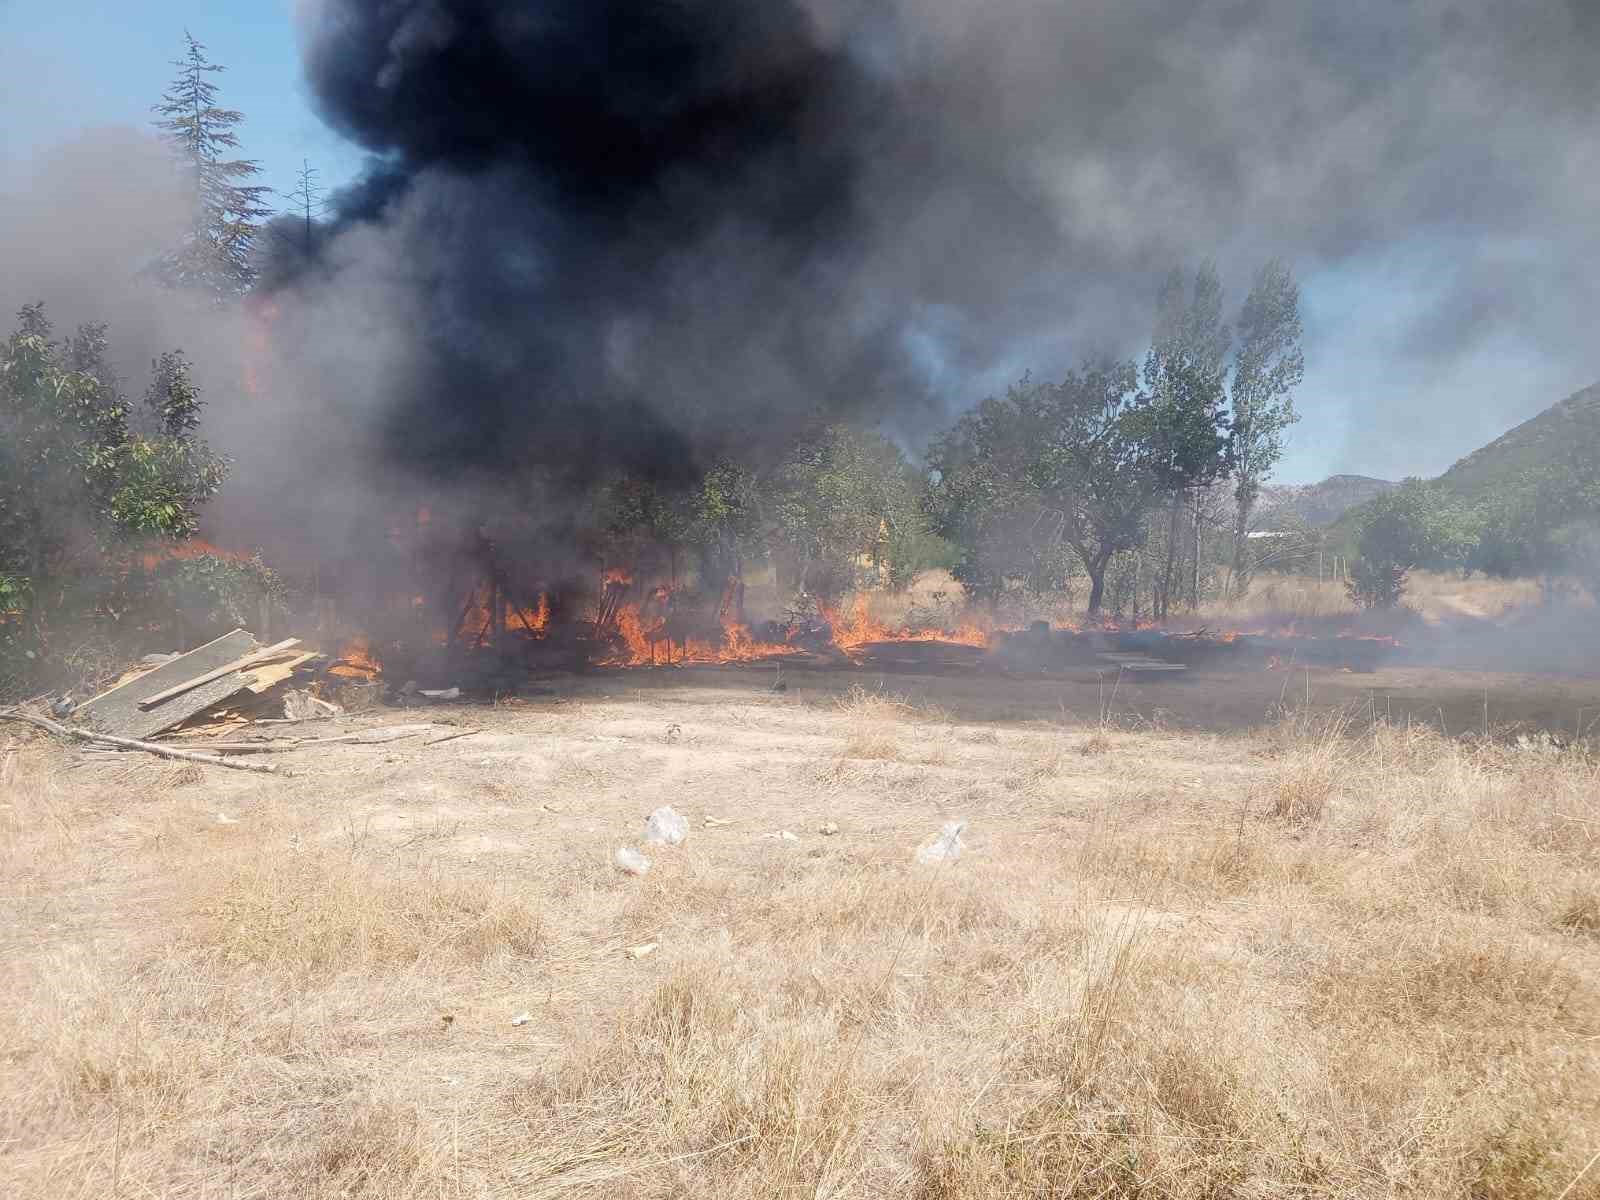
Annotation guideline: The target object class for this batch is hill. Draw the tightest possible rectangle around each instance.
[1256,474,1398,528]
[1433,381,1600,499]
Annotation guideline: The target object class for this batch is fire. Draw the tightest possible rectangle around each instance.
[330,637,382,680]
[818,594,990,659]
[594,581,803,667]
[139,539,254,570]
[454,586,552,642]
[593,586,995,668]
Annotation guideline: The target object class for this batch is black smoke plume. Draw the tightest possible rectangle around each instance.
[220,0,1600,575]
[255,1,923,519]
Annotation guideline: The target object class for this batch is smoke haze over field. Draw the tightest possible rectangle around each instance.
[277,0,1600,494]
[6,0,1600,560]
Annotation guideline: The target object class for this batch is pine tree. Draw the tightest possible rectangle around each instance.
[152,32,272,299]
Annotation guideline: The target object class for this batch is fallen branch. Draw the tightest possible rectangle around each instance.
[423,729,479,747]
[167,730,436,753]
[0,710,285,776]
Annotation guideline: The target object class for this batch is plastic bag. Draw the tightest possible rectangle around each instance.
[643,805,689,846]
[614,847,652,875]
[916,820,967,865]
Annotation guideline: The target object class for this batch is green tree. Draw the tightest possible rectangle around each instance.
[1227,260,1303,595]
[1467,409,1600,597]
[152,32,272,298]
[1136,263,1234,617]
[769,426,923,601]
[0,304,226,661]
[925,376,1067,607]
[1347,481,1472,608]
[593,475,697,581]
[1029,361,1156,613]
[926,367,1157,615]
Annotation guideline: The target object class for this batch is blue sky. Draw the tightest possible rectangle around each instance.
[4,2,1596,486]
[2,0,363,204]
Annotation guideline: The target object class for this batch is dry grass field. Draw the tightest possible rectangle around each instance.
[4,665,1600,1198]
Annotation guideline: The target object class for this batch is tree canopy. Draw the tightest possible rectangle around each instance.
[0,305,226,658]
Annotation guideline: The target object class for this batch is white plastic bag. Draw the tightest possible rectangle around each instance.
[614,847,652,875]
[643,805,689,846]
[916,820,967,865]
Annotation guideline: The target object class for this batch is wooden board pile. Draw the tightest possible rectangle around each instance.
[75,629,329,741]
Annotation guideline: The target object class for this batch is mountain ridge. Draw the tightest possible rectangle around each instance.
[1256,474,1398,528]
[1433,381,1600,498]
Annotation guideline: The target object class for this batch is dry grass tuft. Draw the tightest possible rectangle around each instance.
[835,683,916,760]
[1265,708,1348,825]
[192,846,546,979]
[1077,730,1113,755]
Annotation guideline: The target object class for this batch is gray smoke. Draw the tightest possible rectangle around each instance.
[6,0,1600,569]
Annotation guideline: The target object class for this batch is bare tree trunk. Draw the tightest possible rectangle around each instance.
[1085,550,1112,616]
[1190,490,1203,611]
[1231,494,1252,601]
[1159,495,1182,622]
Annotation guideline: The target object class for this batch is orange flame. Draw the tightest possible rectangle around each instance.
[818,594,990,660]
[330,637,381,680]
[455,587,551,642]
[594,595,803,666]
[139,539,254,571]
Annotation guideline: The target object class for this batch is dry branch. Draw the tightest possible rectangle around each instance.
[0,710,285,775]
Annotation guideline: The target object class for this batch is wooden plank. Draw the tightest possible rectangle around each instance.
[137,639,301,709]
[244,652,321,694]
[78,630,258,740]
[80,631,245,708]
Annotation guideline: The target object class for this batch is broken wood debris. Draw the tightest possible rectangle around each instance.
[76,629,262,740]
[0,709,285,775]
[70,628,337,742]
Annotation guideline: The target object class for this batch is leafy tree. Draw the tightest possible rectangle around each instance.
[769,426,923,601]
[927,367,1157,614]
[593,475,697,581]
[925,376,1070,606]
[1136,263,1234,617]
[0,304,226,665]
[137,553,288,642]
[1346,480,1472,608]
[1029,361,1156,613]
[152,32,272,298]
[1227,260,1303,594]
[1467,409,1600,596]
